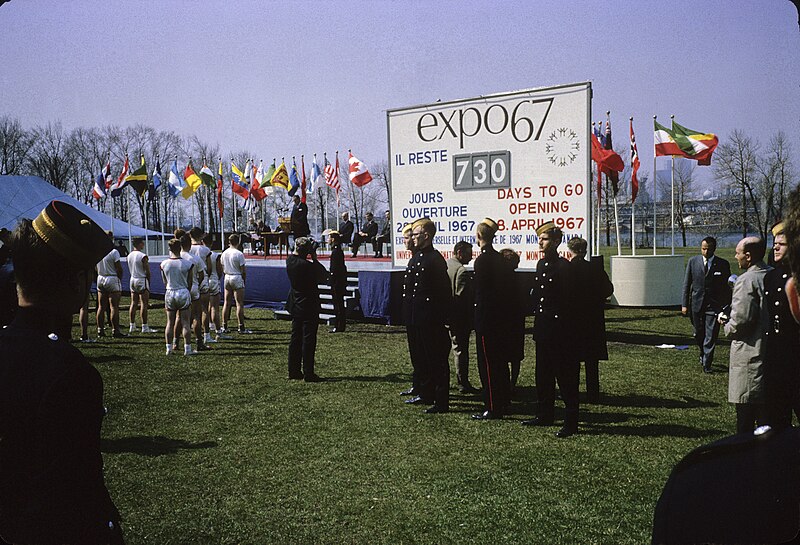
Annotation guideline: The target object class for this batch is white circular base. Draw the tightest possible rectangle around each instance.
[609,255,684,307]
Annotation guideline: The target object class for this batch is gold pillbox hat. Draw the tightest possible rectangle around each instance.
[772,221,785,237]
[480,217,499,235]
[535,220,557,236]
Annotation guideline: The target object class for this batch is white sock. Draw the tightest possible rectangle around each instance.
[129,324,136,332]
[165,343,172,354]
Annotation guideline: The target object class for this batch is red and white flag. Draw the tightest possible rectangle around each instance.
[630,119,640,203]
[348,151,373,187]
[324,153,340,192]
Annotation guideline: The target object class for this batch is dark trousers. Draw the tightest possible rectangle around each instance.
[583,359,600,400]
[691,309,720,369]
[411,324,450,408]
[476,332,511,414]
[407,326,421,391]
[735,403,768,434]
[351,233,375,256]
[331,286,346,331]
[447,325,473,386]
[535,342,579,429]
[288,316,318,377]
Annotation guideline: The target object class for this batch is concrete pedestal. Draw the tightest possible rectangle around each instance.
[609,255,684,307]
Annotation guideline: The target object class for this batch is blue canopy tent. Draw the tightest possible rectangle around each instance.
[0,176,168,239]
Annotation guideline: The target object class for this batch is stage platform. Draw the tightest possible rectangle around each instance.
[121,253,405,324]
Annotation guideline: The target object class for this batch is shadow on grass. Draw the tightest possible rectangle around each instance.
[101,436,218,457]
[86,354,135,364]
[579,423,726,439]
[598,393,720,409]
[325,372,409,384]
[607,329,696,346]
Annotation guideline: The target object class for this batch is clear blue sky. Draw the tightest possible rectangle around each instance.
[2,0,798,186]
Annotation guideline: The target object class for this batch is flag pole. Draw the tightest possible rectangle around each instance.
[219,158,225,254]
[653,115,658,255]
[670,115,676,256]
[608,112,622,256]
[158,155,166,255]
[630,117,636,256]
[230,157,237,233]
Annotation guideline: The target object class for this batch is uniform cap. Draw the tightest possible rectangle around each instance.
[31,200,113,269]
[536,220,557,236]
[480,217,499,236]
[411,217,433,230]
[401,223,414,235]
[772,221,785,237]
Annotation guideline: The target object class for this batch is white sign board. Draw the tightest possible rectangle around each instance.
[387,82,592,269]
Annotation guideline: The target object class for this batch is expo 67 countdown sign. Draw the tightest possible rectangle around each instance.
[387,81,592,269]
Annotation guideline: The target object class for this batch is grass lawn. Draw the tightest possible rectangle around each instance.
[82,288,736,545]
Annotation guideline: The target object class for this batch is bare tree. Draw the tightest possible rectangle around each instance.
[714,130,760,238]
[758,131,797,226]
[27,122,74,193]
[0,116,33,175]
[69,126,107,206]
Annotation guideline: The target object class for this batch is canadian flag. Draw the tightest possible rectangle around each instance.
[348,151,373,187]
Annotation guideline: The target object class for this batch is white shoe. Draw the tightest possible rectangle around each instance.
[205,335,218,343]
[238,328,253,334]
[184,348,198,356]
[166,346,173,355]
[142,325,156,333]
[129,324,136,333]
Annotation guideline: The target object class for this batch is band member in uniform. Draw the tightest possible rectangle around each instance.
[763,221,800,428]
[472,219,514,420]
[522,221,579,437]
[446,240,479,394]
[500,248,526,392]
[567,237,613,403]
[96,231,126,338]
[328,230,347,333]
[221,234,250,334]
[286,237,328,382]
[160,238,194,356]
[399,223,420,398]
[127,237,154,334]
[404,217,452,414]
[0,201,124,543]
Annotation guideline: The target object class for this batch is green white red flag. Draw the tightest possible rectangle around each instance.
[654,119,718,166]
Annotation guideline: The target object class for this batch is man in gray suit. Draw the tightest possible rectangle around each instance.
[446,241,479,394]
[719,236,771,434]
[682,236,732,373]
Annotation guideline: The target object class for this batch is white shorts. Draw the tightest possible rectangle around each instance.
[207,277,220,296]
[224,274,245,291]
[199,277,210,295]
[165,288,191,311]
[190,285,200,302]
[97,275,121,294]
[130,277,149,294]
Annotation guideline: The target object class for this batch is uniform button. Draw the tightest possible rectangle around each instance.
[778,287,783,292]
[542,272,547,277]
[48,333,58,341]
[540,285,545,289]
[415,283,418,286]
[775,314,780,319]
[765,291,770,295]
[548,278,553,282]
[540,297,544,302]
[555,315,559,319]
[783,273,789,279]
[426,297,430,301]
[775,301,780,306]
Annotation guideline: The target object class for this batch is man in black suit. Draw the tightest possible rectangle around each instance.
[286,237,327,382]
[522,221,579,437]
[0,201,123,544]
[351,212,378,258]
[682,236,732,373]
[290,195,310,239]
[338,212,354,246]
[471,219,515,420]
[374,210,392,258]
[403,217,452,414]
[328,230,347,333]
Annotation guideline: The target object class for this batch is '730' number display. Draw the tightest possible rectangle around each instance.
[452,151,511,191]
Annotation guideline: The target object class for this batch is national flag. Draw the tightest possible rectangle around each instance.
[604,118,619,194]
[167,159,185,197]
[630,119,641,203]
[92,163,107,200]
[300,156,307,203]
[594,122,606,148]
[109,155,129,197]
[216,161,224,219]
[103,159,113,190]
[263,161,275,186]
[671,120,719,166]
[148,158,162,201]
[251,160,267,201]
[591,132,624,196]
[310,155,323,193]
[199,162,215,188]
[182,162,202,198]
[654,120,677,158]
[348,151,373,187]
[288,159,301,197]
[231,162,249,200]
[244,159,253,186]
[324,153,340,192]
[270,160,290,190]
[126,155,148,197]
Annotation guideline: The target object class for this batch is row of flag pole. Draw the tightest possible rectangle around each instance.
[90,149,374,242]
[591,113,718,256]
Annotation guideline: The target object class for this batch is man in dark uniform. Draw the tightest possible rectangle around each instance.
[567,237,614,403]
[328,230,348,333]
[286,237,328,382]
[290,195,310,239]
[472,218,515,420]
[403,218,452,414]
[0,201,124,544]
[682,236,732,373]
[399,223,420,398]
[522,221,579,437]
[338,212,354,246]
[763,221,800,429]
[351,212,378,258]
[374,210,391,258]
